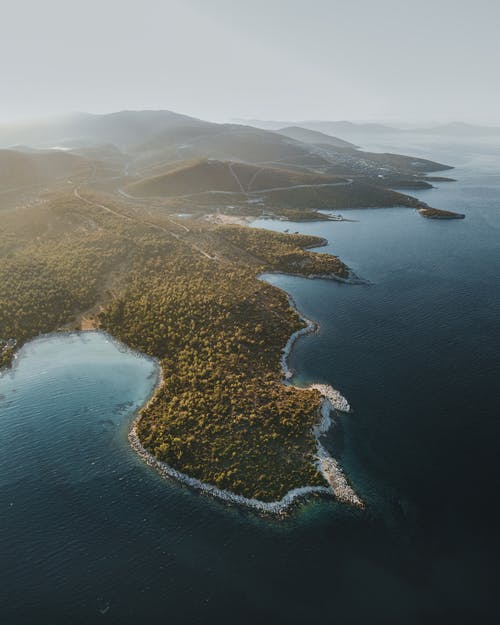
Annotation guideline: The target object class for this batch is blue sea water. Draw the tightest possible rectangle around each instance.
[1,139,499,624]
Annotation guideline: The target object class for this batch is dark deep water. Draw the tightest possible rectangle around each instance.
[1,139,499,624]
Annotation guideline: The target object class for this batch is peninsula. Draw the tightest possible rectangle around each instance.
[0,110,466,509]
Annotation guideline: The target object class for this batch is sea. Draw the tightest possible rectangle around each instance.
[1,136,499,624]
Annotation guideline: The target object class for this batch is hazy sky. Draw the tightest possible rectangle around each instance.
[2,0,499,124]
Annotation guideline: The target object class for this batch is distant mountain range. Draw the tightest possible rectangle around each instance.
[0,108,462,221]
[275,126,357,149]
[0,110,453,176]
[2,113,499,159]
[0,110,209,150]
[238,119,500,142]
[0,110,451,205]
[407,121,500,136]
[0,111,339,172]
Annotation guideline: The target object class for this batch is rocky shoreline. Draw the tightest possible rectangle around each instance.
[417,204,465,219]
[280,294,364,508]
[127,284,364,515]
[262,267,370,286]
[2,311,364,515]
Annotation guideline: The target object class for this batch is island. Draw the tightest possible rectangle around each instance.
[418,206,466,219]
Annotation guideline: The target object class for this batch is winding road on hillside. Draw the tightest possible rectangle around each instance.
[74,165,214,260]
[117,172,354,202]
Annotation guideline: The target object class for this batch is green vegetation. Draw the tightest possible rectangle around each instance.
[123,158,439,222]
[219,226,349,278]
[100,257,326,500]
[0,196,167,363]
[0,110,461,504]
[261,180,422,211]
[0,342,16,368]
[0,192,343,500]
[0,233,116,343]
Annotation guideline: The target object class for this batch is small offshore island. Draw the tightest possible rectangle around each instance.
[0,110,466,513]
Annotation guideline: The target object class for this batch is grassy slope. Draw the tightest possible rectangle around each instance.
[123,159,452,218]
[263,181,421,209]
[125,159,346,198]
[131,123,332,170]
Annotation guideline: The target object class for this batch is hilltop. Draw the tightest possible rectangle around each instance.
[123,157,451,221]
[0,110,211,150]
[125,159,347,198]
[130,123,331,170]
[0,111,331,172]
[242,117,500,143]
[277,126,358,149]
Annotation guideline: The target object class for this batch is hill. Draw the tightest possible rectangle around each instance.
[0,110,213,150]
[411,122,500,137]
[122,157,458,221]
[0,111,334,172]
[0,110,458,221]
[243,118,500,141]
[0,149,88,191]
[130,123,331,170]
[277,126,357,149]
[125,159,345,198]
[0,111,450,182]
[241,118,401,140]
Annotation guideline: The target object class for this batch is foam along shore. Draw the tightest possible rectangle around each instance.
[127,285,364,514]
[128,344,334,514]
[280,295,364,508]
[128,380,363,514]
[4,332,362,515]
[313,398,363,507]
[264,267,369,287]
[129,421,332,515]
[311,383,351,413]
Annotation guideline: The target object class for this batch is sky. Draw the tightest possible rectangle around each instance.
[1,0,499,124]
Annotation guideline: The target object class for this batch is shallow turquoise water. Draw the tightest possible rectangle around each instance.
[1,139,499,624]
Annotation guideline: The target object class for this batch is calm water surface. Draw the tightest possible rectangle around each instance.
[1,139,499,624]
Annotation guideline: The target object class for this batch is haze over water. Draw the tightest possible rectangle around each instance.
[1,137,499,623]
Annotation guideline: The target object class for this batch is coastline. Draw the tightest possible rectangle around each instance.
[277,290,364,508]
[2,299,364,516]
[127,306,332,515]
[129,279,364,514]
[0,329,162,378]
[262,268,370,286]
